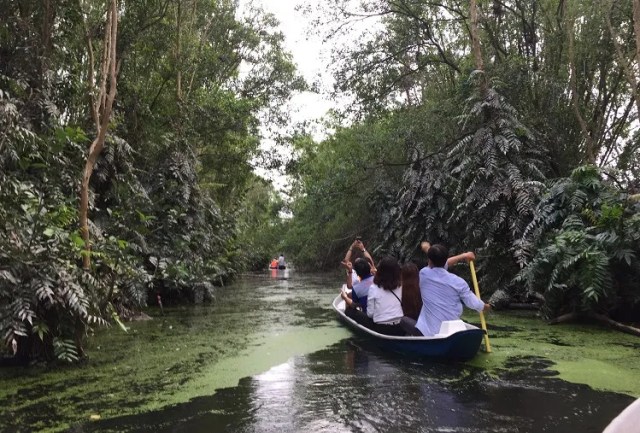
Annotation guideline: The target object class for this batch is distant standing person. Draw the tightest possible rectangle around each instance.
[278,254,286,270]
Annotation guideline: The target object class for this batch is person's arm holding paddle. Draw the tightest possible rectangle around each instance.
[443,248,491,313]
[447,251,476,268]
[420,241,477,269]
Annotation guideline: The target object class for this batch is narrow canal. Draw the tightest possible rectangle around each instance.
[0,271,637,432]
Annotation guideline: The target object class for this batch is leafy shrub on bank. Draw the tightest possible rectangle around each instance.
[516,166,640,320]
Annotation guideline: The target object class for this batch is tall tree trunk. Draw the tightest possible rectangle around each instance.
[176,0,182,101]
[565,1,596,164]
[470,0,484,72]
[41,0,55,68]
[469,0,486,94]
[79,0,119,270]
[634,0,640,72]
[631,0,640,116]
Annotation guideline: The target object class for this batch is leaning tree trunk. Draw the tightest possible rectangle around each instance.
[79,0,119,270]
[549,312,640,337]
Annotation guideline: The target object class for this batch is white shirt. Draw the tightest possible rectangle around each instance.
[351,272,360,286]
[366,284,403,324]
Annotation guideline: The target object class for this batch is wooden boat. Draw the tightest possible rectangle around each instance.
[332,294,485,361]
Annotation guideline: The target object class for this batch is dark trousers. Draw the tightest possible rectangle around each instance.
[371,322,405,336]
[345,307,406,336]
[345,306,374,328]
[400,316,424,336]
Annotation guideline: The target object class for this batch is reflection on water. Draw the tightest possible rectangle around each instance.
[269,268,289,280]
[86,338,632,433]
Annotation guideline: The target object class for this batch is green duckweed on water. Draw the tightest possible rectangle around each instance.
[1,277,639,432]
[464,309,640,397]
[0,277,351,433]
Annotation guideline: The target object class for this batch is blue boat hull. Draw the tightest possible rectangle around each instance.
[333,295,484,361]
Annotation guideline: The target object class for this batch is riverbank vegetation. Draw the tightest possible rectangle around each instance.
[283,1,640,331]
[1,0,295,363]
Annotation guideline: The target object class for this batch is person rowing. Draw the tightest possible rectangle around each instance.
[410,242,491,336]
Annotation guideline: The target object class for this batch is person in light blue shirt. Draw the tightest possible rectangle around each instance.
[414,243,491,336]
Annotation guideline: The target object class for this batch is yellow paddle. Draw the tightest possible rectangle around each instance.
[469,260,491,353]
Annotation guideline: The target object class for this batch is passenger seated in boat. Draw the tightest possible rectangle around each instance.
[414,243,491,336]
[398,262,423,336]
[340,237,376,309]
[341,258,375,328]
[400,262,422,320]
[366,257,405,336]
[278,254,286,270]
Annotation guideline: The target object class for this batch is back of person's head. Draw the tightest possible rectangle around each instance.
[400,262,422,318]
[353,258,371,278]
[427,244,448,268]
[401,262,419,286]
[373,256,401,291]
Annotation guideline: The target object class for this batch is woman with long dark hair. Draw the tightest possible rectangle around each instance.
[366,256,405,336]
[400,262,422,321]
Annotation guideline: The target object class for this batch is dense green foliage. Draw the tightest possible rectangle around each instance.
[0,0,298,362]
[516,166,640,319]
[284,0,640,321]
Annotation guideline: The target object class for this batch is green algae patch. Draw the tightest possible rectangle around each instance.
[0,306,254,432]
[464,310,640,397]
[167,325,351,405]
[0,275,348,432]
[555,359,637,397]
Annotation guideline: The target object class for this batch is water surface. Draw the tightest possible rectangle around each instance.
[0,271,637,432]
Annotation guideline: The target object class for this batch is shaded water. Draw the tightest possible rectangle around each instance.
[0,271,637,432]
